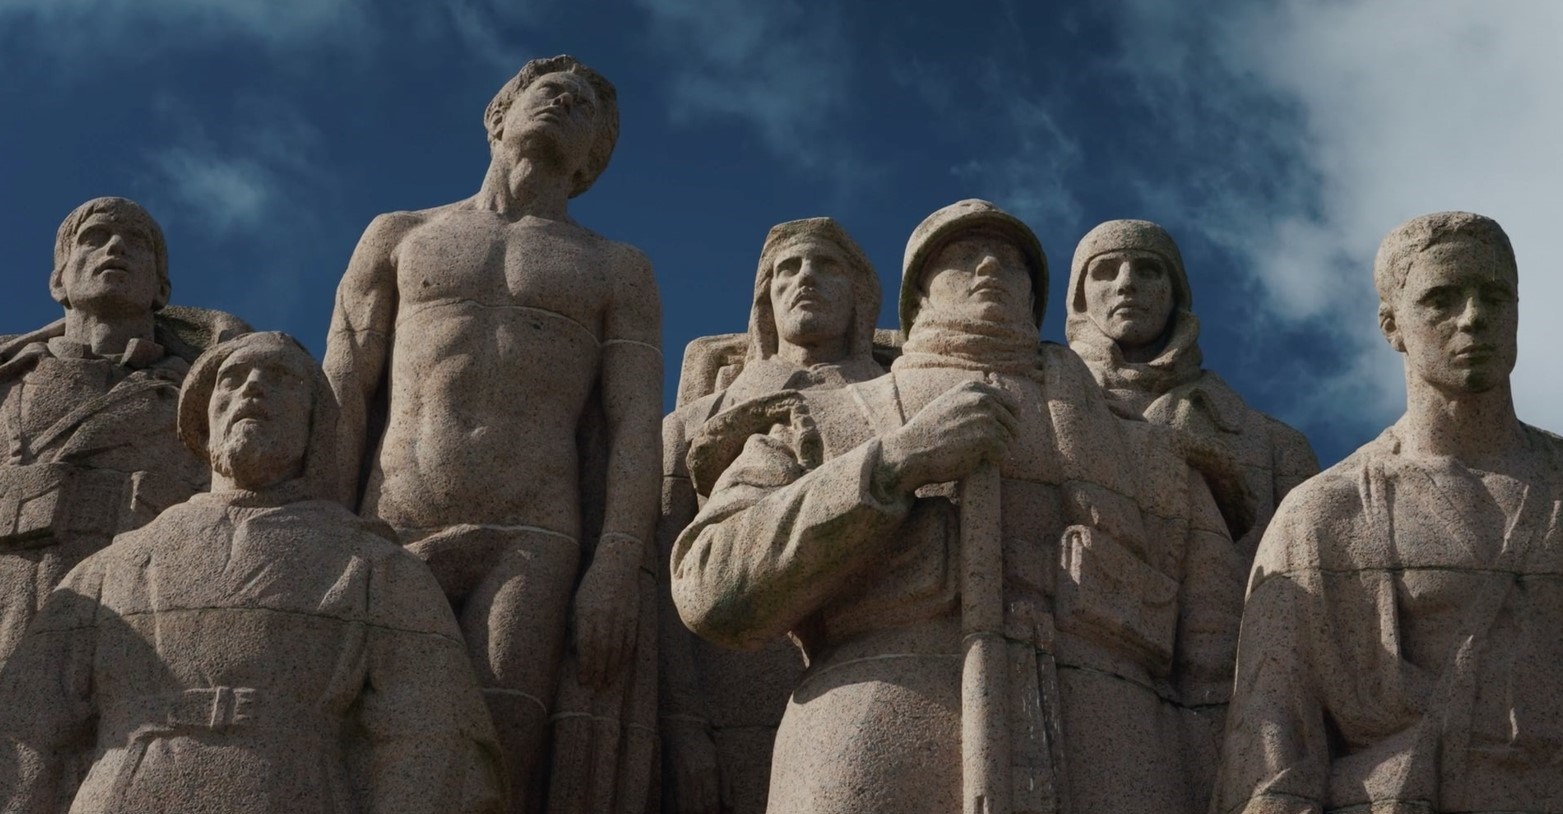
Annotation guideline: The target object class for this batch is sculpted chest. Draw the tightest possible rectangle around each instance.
[395,214,612,334]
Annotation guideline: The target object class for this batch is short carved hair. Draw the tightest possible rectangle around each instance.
[484,55,619,198]
[1373,211,1515,306]
[52,197,169,309]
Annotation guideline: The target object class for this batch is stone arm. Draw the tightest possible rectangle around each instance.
[1173,468,1246,707]
[0,564,102,814]
[1212,504,1332,814]
[657,408,721,814]
[574,245,663,687]
[671,433,912,651]
[323,213,417,509]
[1267,419,1321,506]
[362,551,506,813]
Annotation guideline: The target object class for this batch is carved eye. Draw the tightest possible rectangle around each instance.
[79,226,109,247]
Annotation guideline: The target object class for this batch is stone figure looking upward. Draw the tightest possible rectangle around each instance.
[0,332,504,814]
[0,196,246,670]
[673,200,1244,814]
[324,55,662,811]
[1215,212,1563,813]
[1065,220,1318,562]
[659,217,883,814]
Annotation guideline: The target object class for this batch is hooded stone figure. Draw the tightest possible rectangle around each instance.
[0,332,505,814]
[657,216,884,814]
[1065,219,1319,561]
[672,200,1244,814]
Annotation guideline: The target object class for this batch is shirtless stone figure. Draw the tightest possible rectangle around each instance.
[324,55,662,810]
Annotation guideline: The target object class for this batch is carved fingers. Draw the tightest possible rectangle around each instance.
[879,379,1019,493]
[573,541,641,688]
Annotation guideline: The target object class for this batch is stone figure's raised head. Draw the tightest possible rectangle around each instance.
[50,196,170,315]
[900,199,1046,337]
[1066,219,1188,353]
[1374,211,1518,395]
[749,216,880,362]
[180,332,339,494]
[484,54,619,198]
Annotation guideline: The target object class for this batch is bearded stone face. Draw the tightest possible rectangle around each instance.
[206,343,314,490]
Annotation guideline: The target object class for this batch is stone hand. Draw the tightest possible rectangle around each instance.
[879,379,1018,493]
[574,539,641,688]
[665,720,722,814]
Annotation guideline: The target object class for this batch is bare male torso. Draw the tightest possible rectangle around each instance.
[334,203,655,539]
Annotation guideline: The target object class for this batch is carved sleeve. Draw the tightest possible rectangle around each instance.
[1212,502,1331,814]
[1268,419,1321,506]
[671,433,912,651]
[1173,468,1245,707]
[0,558,103,813]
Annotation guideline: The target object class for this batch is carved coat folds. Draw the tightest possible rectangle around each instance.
[1214,424,1563,814]
[673,344,1244,814]
[0,307,245,668]
[0,494,504,814]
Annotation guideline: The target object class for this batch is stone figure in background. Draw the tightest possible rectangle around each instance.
[1216,212,1563,813]
[1066,220,1318,563]
[0,196,247,670]
[0,332,504,813]
[325,55,662,812]
[659,217,885,814]
[672,200,1244,814]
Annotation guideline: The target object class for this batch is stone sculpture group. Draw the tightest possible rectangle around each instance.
[1,55,1555,814]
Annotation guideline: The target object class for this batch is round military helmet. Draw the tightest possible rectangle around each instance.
[899,199,1048,336]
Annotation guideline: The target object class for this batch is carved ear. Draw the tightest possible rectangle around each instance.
[484,104,506,143]
[48,265,68,306]
[1379,304,1404,352]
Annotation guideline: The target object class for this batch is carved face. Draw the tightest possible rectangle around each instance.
[920,233,1034,327]
[1383,238,1518,395]
[55,213,165,315]
[501,70,600,174]
[207,344,314,490]
[768,236,856,354]
[1082,249,1175,351]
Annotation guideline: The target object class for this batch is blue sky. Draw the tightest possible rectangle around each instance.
[3,0,1559,467]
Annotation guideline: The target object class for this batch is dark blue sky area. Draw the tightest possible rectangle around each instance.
[5,1,1555,467]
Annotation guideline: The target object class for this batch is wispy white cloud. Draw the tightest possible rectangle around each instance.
[150,149,275,235]
[144,97,325,238]
[629,0,855,171]
[947,78,1084,229]
[442,0,538,74]
[0,0,372,50]
[1109,0,1563,435]
[1,0,537,74]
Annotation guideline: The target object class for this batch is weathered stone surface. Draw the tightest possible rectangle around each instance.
[0,332,503,813]
[0,197,247,673]
[658,217,886,814]
[672,200,1245,814]
[1066,219,1318,565]
[324,55,662,812]
[1215,212,1563,813]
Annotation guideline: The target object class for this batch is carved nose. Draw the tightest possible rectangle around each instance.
[1116,260,1137,291]
[1456,296,1487,331]
[974,255,1000,278]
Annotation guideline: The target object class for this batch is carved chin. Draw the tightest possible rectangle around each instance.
[210,433,300,490]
